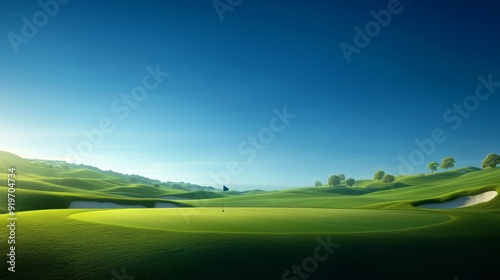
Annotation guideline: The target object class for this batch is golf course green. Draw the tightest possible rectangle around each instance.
[70,208,452,233]
[1,150,499,279]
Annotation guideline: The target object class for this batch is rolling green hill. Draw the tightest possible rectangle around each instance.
[0,151,217,212]
[1,151,500,213]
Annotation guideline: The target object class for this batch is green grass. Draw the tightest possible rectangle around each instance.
[69,207,452,233]
[1,150,500,279]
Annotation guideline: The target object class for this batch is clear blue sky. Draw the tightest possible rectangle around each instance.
[1,0,499,190]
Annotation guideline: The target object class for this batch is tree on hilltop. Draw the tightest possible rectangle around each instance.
[314,180,323,187]
[382,174,395,183]
[346,178,355,187]
[481,153,500,169]
[338,174,346,181]
[328,175,341,187]
[440,157,455,170]
[373,171,385,181]
[427,162,439,173]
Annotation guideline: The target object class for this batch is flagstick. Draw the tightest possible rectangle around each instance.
[222,189,225,212]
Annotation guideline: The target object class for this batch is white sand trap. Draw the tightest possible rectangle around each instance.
[69,201,146,208]
[418,191,498,209]
[154,202,179,208]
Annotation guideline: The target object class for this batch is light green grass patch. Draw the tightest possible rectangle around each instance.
[70,207,451,233]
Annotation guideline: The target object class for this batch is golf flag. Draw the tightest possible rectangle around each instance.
[222,185,229,212]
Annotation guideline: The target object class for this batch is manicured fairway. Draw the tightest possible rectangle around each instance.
[70,207,452,233]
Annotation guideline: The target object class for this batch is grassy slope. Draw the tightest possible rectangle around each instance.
[178,167,500,210]
[2,149,499,212]
[0,151,197,212]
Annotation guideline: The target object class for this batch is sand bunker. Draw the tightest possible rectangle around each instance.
[418,191,497,209]
[69,201,146,208]
[69,201,180,209]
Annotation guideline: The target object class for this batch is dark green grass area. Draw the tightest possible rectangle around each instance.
[1,209,500,280]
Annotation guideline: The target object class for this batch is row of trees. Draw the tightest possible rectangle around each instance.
[426,154,499,173]
[373,171,395,183]
[317,170,396,189]
[316,153,499,188]
[315,174,356,188]
[426,157,456,173]
[327,174,356,187]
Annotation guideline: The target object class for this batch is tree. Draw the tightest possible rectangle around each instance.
[153,184,160,188]
[328,175,341,187]
[427,162,439,173]
[130,177,138,183]
[346,178,355,187]
[481,153,500,169]
[440,157,456,170]
[338,174,346,181]
[314,180,323,187]
[373,171,385,181]
[382,174,395,183]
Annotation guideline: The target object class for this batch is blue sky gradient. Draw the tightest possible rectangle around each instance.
[1,0,499,190]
